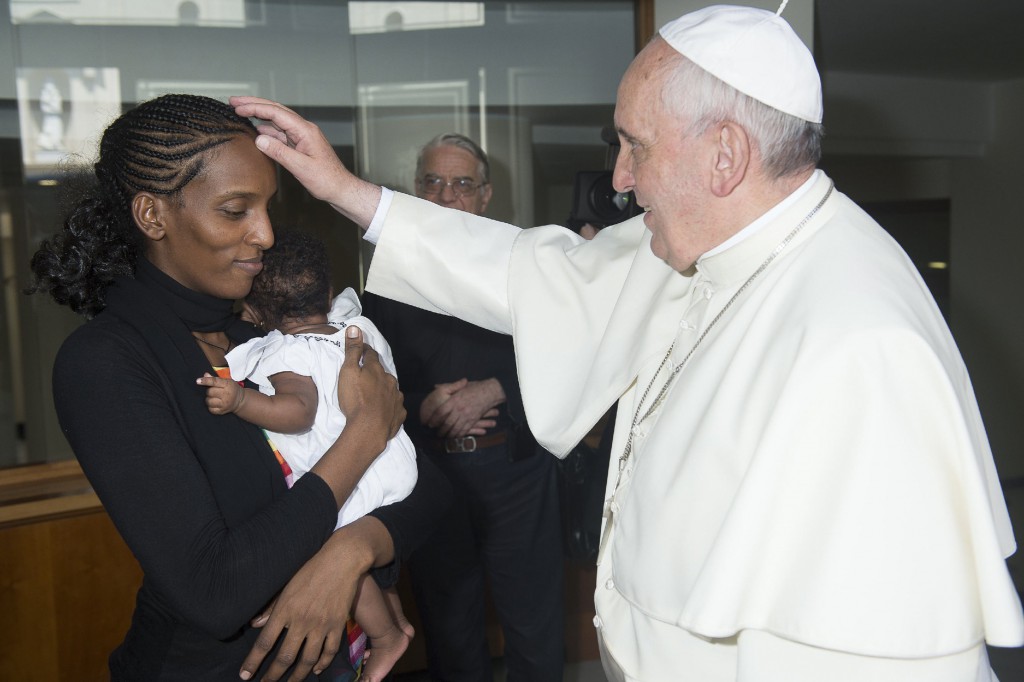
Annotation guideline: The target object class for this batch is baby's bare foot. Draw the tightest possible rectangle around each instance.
[360,627,411,682]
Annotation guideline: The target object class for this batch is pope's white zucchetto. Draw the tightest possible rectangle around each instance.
[658,4,823,124]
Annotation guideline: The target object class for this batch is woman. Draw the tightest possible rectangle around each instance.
[28,94,444,681]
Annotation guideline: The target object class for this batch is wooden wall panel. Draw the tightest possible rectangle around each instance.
[0,522,60,680]
[51,513,142,680]
[0,506,141,682]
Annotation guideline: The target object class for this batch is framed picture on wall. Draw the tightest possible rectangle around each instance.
[15,67,121,180]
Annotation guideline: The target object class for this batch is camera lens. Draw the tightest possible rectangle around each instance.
[589,174,635,222]
[569,170,641,229]
[611,191,632,212]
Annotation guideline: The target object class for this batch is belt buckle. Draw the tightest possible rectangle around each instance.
[446,436,477,453]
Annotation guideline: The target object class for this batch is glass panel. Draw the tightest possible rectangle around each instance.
[0,0,635,468]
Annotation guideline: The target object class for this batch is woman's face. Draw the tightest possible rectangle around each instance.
[145,135,278,301]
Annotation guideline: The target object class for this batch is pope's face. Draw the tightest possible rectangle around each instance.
[612,39,716,272]
[416,145,492,216]
[145,135,278,301]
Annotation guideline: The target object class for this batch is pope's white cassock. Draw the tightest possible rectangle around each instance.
[365,170,1024,681]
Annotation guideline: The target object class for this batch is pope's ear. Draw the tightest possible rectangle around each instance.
[708,121,751,198]
[131,192,167,241]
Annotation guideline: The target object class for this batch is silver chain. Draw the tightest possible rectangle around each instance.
[615,181,834,481]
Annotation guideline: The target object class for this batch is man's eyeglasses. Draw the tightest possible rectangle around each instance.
[418,175,486,198]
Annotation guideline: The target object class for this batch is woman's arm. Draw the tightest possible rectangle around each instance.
[57,328,337,638]
[239,515,394,681]
[240,448,452,680]
[55,324,399,639]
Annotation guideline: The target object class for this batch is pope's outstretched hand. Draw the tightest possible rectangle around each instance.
[231,96,380,229]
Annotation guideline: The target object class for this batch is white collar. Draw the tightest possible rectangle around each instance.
[699,169,821,261]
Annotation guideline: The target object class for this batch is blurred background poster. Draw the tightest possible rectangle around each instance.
[16,67,121,179]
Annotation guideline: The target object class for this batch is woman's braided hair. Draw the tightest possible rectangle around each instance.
[27,94,258,318]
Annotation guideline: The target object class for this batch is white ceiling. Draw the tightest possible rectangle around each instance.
[815,0,1024,81]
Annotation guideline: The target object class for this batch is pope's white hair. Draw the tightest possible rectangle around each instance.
[657,48,823,180]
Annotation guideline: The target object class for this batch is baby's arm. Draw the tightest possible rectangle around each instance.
[197,371,318,434]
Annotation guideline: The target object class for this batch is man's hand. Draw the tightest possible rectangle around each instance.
[419,378,467,425]
[196,372,245,415]
[423,378,505,438]
[230,96,381,229]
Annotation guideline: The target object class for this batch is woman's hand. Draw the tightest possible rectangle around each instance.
[337,326,406,441]
[239,516,395,681]
[230,96,381,229]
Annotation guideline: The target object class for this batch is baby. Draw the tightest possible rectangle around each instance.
[198,230,415,681]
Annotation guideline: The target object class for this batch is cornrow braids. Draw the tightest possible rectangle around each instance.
[245,230,331,332]
[27,94,258,318]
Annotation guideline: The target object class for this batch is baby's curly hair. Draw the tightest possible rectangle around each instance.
[246,230,331,332]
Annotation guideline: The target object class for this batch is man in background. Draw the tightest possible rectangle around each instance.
[362,134,564,682]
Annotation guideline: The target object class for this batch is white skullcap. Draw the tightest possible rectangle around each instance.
[659,4,822,123]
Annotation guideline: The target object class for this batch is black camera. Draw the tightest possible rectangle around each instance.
[569,170,640,227]
[567,127,642,232]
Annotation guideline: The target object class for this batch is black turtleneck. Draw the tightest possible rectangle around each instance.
[133,256,259,332]
[51,259,448,680]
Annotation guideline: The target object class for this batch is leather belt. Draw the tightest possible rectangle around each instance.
[433,431,508,453]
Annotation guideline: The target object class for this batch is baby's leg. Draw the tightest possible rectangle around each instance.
[354,574,411,682]
[383,584,415,639]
